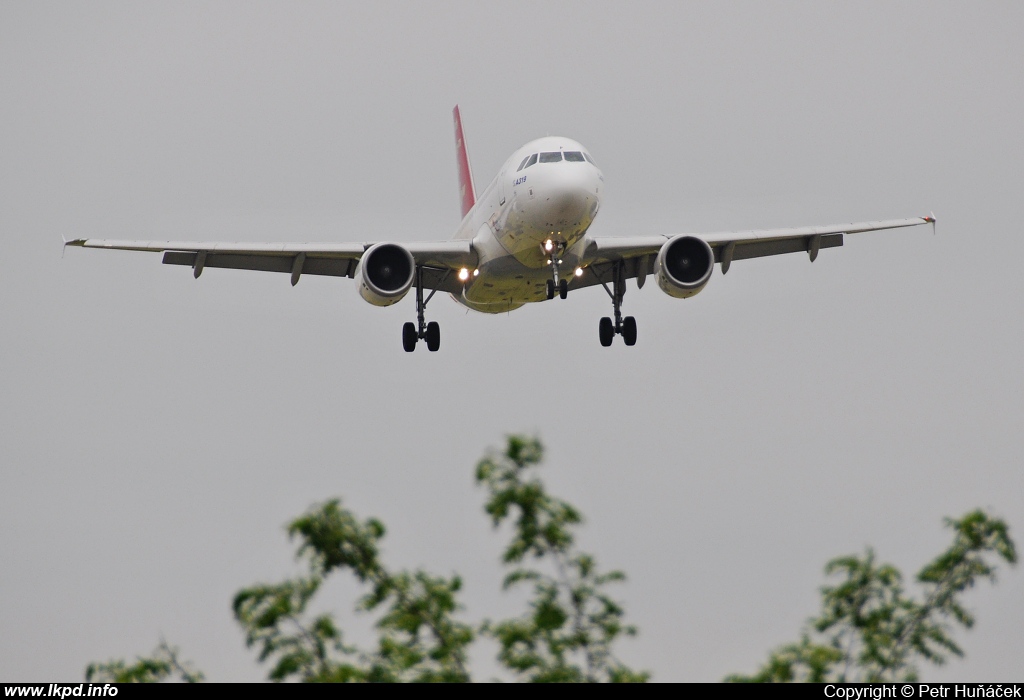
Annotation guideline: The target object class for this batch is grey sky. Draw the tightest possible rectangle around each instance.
[2,1,1022,681]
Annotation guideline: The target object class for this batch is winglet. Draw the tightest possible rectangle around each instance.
[453,105,476,219]
[62,236,86,257]
[923,212,937,234]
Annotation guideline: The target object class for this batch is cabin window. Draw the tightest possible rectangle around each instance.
[523,153,538,169]
[539,151,563,163]
[563,151,585,162]
[516,155,532,172]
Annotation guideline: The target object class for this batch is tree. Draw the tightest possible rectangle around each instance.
[86,640,203,683]
[475,436,647,682]
[230,497,473,682]
[726,510,1017,682]
[86,437,1014,682]
[87,435,646,682]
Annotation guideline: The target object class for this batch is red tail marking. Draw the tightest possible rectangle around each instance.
[453,105,476,219]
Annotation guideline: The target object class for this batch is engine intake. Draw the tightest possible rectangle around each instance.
[356,243,415,306]
[654,235,714,299]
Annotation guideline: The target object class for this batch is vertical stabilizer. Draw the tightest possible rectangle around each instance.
[453,105,476,219]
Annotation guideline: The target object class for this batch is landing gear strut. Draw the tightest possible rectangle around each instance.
[403,267,444,352]
[596,261,637,347]
[544,241,569,300]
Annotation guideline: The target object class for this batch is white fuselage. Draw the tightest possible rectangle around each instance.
[451,137,603,312]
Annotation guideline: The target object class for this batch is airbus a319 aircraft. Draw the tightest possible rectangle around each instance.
[68,107,934,351]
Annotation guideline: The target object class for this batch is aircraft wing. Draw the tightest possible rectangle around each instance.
[573,216,934,291]
[64,238,477,293]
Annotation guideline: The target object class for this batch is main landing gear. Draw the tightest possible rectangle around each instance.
[596,261,637,347]
[403,267,442,352]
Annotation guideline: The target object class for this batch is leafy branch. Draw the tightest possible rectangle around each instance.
[727,510,1016,682]
[233,498,473,682]
[476,435,647,682]
[85,639,203,683]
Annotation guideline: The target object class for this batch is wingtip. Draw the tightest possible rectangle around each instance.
[62,237,87,259]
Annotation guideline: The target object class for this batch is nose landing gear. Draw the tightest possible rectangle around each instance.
[403,267,445,352]
[543,240,569,300]
[596,261,637,347]
[546,278,569,301]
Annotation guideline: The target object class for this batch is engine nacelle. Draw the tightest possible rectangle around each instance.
[356,243,415,307]
[654,235,714,299]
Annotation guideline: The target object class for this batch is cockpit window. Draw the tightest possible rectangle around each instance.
[539,151,563,163]
[563,151,585,162]
[583,153,597,165]
[516,155,531,172]
[524,153,538,169]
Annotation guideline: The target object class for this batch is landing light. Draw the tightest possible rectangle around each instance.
[544,239,554,252]
[472,269,479,277]
[575,268,584,277]
[458,267,470,281]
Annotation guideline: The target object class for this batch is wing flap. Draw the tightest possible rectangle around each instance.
[586,236,667,261]
[569,256,653,293]
[584,216,932,271]
[68,239,367,257]
[162,251,355,277]
[700,217,932,245]
[70,238,474,267]
[70,237,471,289]
[720,232,843,262]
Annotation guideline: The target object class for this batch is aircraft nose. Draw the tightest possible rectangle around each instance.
[531,165,601,228]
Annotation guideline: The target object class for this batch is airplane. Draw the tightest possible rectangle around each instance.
[66,106,935,352]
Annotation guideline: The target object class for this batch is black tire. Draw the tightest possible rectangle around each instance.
[402,322,418,352]
[622,316,637,346]
[558,279,568,300]
[425,321,440,352]
[546,279,555,300]
[599,317,614,347]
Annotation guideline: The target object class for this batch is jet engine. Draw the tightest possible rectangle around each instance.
[654,235,714,299]
[356,243,416,307]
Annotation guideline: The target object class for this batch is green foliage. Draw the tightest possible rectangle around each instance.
[233,497,473,682]
[726,509,1016,683]
[227,435,645,682]
[96,433,634,679]
[89,435,640,682]
[85,640,203,683]
[85,437,1013,683]
[475,435,647,682]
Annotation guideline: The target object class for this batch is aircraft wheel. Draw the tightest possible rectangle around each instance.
[599,317,614,347]
[425,321,441,352]
[546,280,555,300]
[558,279,568,299]
[622,316,637,346]
[402,322,418,352]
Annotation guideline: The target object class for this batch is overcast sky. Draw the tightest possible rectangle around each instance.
[2,2,1022,682]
